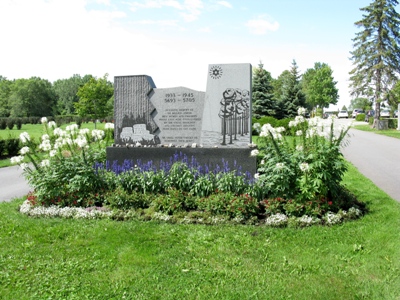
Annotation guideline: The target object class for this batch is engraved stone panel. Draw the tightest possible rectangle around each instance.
[201,63,252,147]
[114,75,158,145]
[150,87,205,145]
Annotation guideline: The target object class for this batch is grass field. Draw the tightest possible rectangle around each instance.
[1,163,399,299]
[353,124,400,139]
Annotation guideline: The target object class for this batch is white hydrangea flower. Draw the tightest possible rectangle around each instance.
[79,128,90,135]
[296,130,303,136]
[19,132,30,144]
[66,124,79,132]
[20,163,29,171]
[299,162,309,172]
[20,146,30,155]
[53,128,64,136]
[41,134,50,141]
[254,173,260,179]
[49,150,57,157]
[275,127,285,133]
[40,117,48,124]
[48,121,57,129]
[104,122,114,130]
[10,155,24,164]
[92,129,105,141]
[296,145,304,152]
[74,136,88,148]
[39,140,52,151]
[250,149,259,157]
[40,159,50,167]
[297,107,306,116]
[276,162,284,170]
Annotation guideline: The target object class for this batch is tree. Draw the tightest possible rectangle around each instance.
[348,97,372,111]
[75,74,114,126]
[276,60,306,119]
[349,0,400,123]
[0,76,12,117]
[252,62,276,118]
[387,79,400,108]
[53,74,92,115]
[8,77,55,117]
[302,62,339,113]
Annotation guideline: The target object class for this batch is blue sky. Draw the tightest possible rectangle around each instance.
[0,0,378,109]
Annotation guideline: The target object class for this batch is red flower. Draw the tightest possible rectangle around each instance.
[328,201,333,206]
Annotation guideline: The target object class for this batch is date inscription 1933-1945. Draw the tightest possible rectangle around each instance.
[164,93,195,103]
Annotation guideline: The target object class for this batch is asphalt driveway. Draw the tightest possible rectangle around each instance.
[341,128,400,203]
[0,165,31,202]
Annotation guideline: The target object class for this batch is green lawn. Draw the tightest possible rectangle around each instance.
[353,124,400,139]
[1,163,399,299]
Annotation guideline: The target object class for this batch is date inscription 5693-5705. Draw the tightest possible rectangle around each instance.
[164,93,195,103]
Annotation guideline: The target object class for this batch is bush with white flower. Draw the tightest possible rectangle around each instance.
[10,119,114,207]
[253,108,364,217]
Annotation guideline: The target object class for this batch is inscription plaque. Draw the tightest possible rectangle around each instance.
[150,87,205,145]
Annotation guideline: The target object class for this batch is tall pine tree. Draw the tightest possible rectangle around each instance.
[252,62,276,118]
[349,0,400,121]
[276,60,306,119]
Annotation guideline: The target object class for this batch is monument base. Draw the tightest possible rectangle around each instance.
[106,147,257,176]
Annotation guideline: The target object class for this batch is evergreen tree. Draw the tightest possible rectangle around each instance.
[276,60,306,119]
[252,62,276,118]
[349,0,400,121]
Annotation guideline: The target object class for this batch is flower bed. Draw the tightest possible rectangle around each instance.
[11,112,367,226]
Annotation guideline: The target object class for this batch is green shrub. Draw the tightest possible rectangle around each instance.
[15,118,22,130]
[0,118,6,130]
[105,186,152,210]
[254,108,358,217]
[5,138,20,156]
[388,118,398,129]
[356,113,365,121]
[0,139,5,157]
[6,118,14,130]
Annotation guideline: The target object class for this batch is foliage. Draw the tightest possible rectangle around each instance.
[252,61,276,118]
[0,76,11,117]
[253,108,362,217]
[355,113,365,121]
[302,62,339,110]
[348,97,372,112]
[10,118,115,207]
[75,74,114,123]
[349,0,400,120]
[8,77,56,117]
[275,60,306,119]
[53,74,93,115]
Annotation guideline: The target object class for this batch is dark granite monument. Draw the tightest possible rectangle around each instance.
[106,63,257,174]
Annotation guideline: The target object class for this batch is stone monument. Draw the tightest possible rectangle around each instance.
[106,63,257,174]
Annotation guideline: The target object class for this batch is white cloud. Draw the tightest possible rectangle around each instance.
[128,0,183,11]
[133,19,179,26]
[216,1,232,9]
[198,26,211,33]
[180,0,203,22]
[246,16,279,35]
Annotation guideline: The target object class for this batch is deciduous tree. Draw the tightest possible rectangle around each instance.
[302,62,339,113]
[75,74,114,126]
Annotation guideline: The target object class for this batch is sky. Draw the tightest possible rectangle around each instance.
[0,0,378,110]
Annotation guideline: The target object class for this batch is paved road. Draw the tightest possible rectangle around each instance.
[0,165,31,202]
[341,127,400,203]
